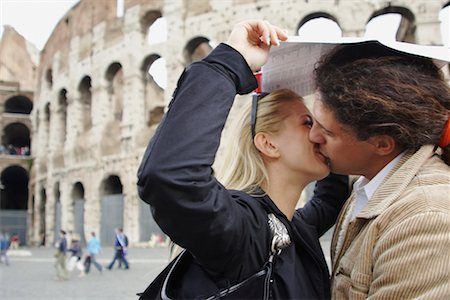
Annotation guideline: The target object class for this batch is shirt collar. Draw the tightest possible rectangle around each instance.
[354,152,405,200]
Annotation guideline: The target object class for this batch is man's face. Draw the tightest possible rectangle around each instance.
[309,97,379,178]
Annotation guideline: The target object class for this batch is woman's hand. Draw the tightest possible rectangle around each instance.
[226,19,288,72]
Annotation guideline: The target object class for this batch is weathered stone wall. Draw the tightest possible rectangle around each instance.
[31,0,449,246]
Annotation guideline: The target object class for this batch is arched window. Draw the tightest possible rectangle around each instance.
[183,36,213,66]
[0,165,29,210]
[4,95,33,114]
[105,63,124,122]
[45,68,53,89]
[141,10,166,44]
[71,181,86,244]
[101,175,123,195]
[297,13,342,41]
[141,54,165,126]
[147,17,167,45]
[2,122,30,153]
[58,89,68,144]
[78,76,92,131]
[44,103,51,150]
[366,7,416,42]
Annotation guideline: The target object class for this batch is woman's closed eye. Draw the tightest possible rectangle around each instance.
[304,116,313,128]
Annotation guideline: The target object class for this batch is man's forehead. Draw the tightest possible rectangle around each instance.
[312,97,355,136]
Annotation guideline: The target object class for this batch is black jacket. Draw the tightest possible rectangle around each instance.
[137,43,349,299]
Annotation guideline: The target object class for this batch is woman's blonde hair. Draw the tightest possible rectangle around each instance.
[216,89,303,194]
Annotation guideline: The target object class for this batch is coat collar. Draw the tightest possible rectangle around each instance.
[357,145,437,219]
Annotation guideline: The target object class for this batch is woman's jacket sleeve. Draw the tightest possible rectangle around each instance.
[295,173,350,236]
[136,44,259,270]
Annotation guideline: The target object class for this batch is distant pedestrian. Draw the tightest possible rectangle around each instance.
[67,233,85,277]
[0,232,10,266]
[107,228,129,270]
[54,230,69,280]
[9,233,19,249]
[85,232,102,274]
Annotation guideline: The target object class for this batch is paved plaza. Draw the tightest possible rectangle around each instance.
[0,246,171,300]
[0,230,333,300]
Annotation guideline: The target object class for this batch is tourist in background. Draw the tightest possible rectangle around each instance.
[54,230,69,281]
[0,232,10,266]
[85,231,102,274]
[107,228,129,270]
[67,233,85,277]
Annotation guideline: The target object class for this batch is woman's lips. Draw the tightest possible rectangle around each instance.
[314,145,330,167]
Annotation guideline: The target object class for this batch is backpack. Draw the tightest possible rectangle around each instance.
[137,213,291,300]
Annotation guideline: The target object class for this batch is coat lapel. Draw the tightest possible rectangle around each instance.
[331,145,436,275]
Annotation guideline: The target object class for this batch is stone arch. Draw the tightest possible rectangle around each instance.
[141,54,165,126]
[45,68,53,89]
[4,95,33,114]
[57,89,68,145]
[140,10,162,34]
[53,182,62,244]
[2,122,31,155]
[141,9,167,45]
[100,63,123,156]
[45,103,50,122]
[78,76,92,131]
[367,6,416,42]
[105,62,124,122]
[71,181,86,244]
[0,165,29,246]
[297,12,342,40]
[183,36,213,66]
[99,174,124,246]
[0,165,28,210]
[39,185,47,246]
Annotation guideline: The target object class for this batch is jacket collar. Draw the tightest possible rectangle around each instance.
[358,145,437,219]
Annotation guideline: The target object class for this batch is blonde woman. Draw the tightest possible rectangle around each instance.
[137,19,349,299]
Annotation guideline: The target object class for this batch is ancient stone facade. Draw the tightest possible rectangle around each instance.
[0,25,37,245]
[16,0,450,246]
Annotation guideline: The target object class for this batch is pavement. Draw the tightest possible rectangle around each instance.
[0,229,333,300]
[0,246,171,300]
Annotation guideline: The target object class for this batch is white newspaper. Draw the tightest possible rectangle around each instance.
[261,37,450,97]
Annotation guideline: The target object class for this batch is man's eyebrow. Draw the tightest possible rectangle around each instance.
[316,119,334,135]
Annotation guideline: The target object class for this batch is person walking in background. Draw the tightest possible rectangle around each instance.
[54,230,69,281]
[0,232,10,266]
[9,233,19,249]
[85,232,102,274]
[67,233,85,277]
[107,228,129,270]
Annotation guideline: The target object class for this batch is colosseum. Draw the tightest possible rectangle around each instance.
[0,0,448,247]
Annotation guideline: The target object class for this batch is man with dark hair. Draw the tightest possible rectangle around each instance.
[310,43,450,298]
[107,228,129,270]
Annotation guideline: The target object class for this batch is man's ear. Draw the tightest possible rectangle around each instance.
[254,132,280,159]
[368,135,397,156]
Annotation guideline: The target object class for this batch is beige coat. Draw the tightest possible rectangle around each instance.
[331,145,450,299]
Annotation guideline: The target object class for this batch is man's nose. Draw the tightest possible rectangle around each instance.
[309,123,325,144]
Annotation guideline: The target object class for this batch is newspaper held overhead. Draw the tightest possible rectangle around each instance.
[261,36,450,97]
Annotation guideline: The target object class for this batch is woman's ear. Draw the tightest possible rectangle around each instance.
[254,132,280,159]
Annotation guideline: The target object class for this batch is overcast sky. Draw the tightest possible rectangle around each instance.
[0,0,448,51]
[0,0,79,50]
